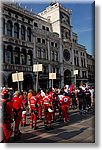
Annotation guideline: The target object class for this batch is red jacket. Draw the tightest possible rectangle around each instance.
[30,96,38,111]
[12,96,22,110]
[43,94,52,110]
[36,93,43,107]
[60,96,71,108]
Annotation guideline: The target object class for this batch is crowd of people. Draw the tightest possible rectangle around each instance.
[0,84,95,143]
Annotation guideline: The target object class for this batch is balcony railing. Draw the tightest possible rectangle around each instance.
[3,63,33,72]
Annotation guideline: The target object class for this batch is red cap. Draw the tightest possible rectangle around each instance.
[2,89,8,95]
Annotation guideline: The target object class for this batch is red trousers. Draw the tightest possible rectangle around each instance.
[2,121,12,142]
[14,109,22,136]
[30,110,37,128]
[38,106,42,119]
[44,111,52,126]
[20,111,26,126]
[61,106,69,122]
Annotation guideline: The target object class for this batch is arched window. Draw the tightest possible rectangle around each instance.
[5,46,12,63]
[14,47,20,64]
[51,51,54,61]
[21,25,25,40]
[27,50,32,65]
[27,27,31,42]
[3,19,5,35]
[37,48,41,58]
[14,23,19,38]
[42,49,45,59]
[7,20,12,36]
[55,52,58,61]
[20,49,26,65]
[21,53,25,65]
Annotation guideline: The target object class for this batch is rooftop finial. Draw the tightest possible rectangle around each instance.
[50,0,56,6]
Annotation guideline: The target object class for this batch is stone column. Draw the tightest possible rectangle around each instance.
[25,27,27,41]
[85,52,87,68]
[33,35,36,60]
[47,39,50,61]
[78,51,81,67]
[19,23,21,40]
[3,19,7,35]
[60,64,64,88]
[12,22,14,37]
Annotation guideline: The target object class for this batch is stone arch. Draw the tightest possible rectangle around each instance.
[7,20,12,36]
[64,69,71,85]
[8,72,18,90]
[27,50,33,65]
[23,73,33,91]
[5,45,13,63]
[0,71,8,87]
[14,22,19,38]
[14,47,20,64]
[7,72,33,91]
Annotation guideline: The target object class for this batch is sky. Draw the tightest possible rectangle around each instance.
[18,0,95,56]
[10,0,95,55]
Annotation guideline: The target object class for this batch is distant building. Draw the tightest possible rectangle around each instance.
[1,2,94,90]
[87,53,95,86]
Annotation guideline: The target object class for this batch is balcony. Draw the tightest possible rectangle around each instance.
[33,27,59,39]
[63,38,71,43]
[3,63,33,72]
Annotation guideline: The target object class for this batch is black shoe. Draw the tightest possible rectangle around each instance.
[80,112,82,115]
[18,131,22,136]
[45,125,48,130]
[48,126,53,130]
[34,127,37,130]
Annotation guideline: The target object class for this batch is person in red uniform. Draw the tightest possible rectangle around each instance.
[0,89,14,143]
[12,91,23,138]
[48,88,55,122]
[36,89,43,120]
[19,91,28,126]
[60,92,71,122]
[43,90,53,129]
[27,90,33,114]
[29,91,38,129]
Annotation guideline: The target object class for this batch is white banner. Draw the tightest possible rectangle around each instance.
[12,73,18,82]
[49,73,56,79]
[33,64,42,72]
[12,72,24,82]
[18,72,24,81]
[74,70,78,75]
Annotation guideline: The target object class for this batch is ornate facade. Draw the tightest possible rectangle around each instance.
[1,2,94,91]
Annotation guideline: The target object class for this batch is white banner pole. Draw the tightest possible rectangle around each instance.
[16,71,20,91]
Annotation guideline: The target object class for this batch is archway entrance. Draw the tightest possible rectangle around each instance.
[64,69,71,85]
[8,73,18,91]
[23,74,33,91]
[8,73,33,91]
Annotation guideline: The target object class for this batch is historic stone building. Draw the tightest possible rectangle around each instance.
[1,2,94,91]
[38,2,88,87]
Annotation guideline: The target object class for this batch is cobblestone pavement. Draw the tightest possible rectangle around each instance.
[9,109,95,143]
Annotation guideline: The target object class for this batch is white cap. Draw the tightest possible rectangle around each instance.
[48,108,54,113]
